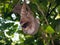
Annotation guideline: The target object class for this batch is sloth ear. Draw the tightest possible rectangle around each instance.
[12,1,22,14]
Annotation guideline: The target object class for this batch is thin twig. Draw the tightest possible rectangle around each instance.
[46,4,58,18]
[50,4,58,14]
[50,34,54,45]
[36,3,49,25]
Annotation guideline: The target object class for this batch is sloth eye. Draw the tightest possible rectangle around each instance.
[22,22,29,28]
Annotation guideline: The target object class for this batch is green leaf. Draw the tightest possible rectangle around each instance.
[5,4,9,8]
[45,25,55,34]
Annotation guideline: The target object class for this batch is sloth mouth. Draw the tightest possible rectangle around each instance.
[22,22,30,28]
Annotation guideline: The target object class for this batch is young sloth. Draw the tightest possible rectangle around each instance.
[13,0,40,35]
[20,1,40,35]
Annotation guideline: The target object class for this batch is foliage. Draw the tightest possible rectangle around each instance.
[0,0,60,45]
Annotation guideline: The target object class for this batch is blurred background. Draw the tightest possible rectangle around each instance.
[0,0,60,45]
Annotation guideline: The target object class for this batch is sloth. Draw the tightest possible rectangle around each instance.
[20,1,40,35]
[13,0,40,35]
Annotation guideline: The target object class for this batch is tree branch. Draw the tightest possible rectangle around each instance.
[36,3,49,25]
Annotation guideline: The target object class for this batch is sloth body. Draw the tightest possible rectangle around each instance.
[20,2,39,35]
[13,0,40,35]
